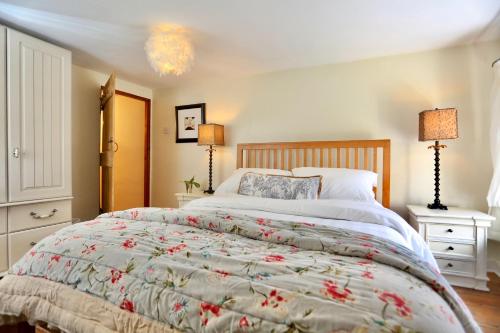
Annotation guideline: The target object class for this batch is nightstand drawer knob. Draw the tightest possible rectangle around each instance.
[447,246,454,251]
[446,228,453,233]
[446,263,453,268]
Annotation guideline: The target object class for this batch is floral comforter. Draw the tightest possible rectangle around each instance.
[2,208,478,332]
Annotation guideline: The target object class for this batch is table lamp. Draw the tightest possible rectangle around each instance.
[419,108,458,210]
[198,124,224,194]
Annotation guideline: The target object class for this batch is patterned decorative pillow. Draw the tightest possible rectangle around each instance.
[238,172,322,200]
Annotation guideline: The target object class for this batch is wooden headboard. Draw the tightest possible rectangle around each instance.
[236,139,391,208]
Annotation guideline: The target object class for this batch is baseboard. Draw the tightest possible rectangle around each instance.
[487,259,500,277]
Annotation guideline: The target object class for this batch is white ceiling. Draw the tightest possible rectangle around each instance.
[0,0,499,89]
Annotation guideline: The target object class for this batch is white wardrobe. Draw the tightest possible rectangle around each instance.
[0,27,72,273]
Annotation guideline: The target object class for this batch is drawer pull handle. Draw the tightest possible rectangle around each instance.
[446,263,454,268]
[30,241,37,246]
[446,228,453,233]
[447,246,454,251]
[30,209,57,219]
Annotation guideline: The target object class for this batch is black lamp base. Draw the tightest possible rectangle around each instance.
[205,145,215,195]
[427,140,448,210]
[427,201,448,210]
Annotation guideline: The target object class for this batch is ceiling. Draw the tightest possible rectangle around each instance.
[0,0,499,89]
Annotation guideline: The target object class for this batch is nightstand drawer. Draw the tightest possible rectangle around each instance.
[429,241,474,257]
[427,223,474,240]
[436,258,474,276]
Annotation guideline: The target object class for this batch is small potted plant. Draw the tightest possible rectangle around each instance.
[183,176,200,194]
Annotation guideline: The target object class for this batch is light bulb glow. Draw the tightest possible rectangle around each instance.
[145,25,194,76]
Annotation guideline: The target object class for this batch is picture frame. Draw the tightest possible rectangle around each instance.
[175,103,206,143]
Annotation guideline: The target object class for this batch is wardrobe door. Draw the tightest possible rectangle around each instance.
[0,27,6,203]
[7,29,71,202]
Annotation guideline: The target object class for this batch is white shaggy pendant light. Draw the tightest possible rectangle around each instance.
[144,25,194,76]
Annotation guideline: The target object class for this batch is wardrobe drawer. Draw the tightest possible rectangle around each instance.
[8,222,71,266]
[429,241,475,258]
[427,224,474,240]
[8,200,71,232]
[0,235,7,272]
[436,258,475,276]
[0,207,6,234]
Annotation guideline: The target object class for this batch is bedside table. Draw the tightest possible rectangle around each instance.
[408,205,495,291]
[175,193,210,208]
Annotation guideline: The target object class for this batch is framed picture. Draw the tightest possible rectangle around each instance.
[175,103,206,143]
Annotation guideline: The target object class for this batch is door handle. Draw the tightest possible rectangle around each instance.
[12,147,20,158]
[30,209,58,219]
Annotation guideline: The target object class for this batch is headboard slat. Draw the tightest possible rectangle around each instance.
[280,150,285,169]
[346,148,350,168]
[354,148,359,168]
[236,139,391,208]
[364,149,369,170]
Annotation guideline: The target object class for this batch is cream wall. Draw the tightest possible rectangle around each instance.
[72,65,152,221]
[151,40,500,221]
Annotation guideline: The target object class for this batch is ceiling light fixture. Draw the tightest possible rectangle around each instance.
[144,25,194,76]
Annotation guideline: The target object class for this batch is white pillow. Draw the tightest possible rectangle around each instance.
[292,167,378,202]
[215,168,292,195]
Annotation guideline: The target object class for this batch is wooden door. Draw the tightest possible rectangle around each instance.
[7,29,71,202]
[100,74,116,213]
[113,91,151,210]
[0,27,6,203]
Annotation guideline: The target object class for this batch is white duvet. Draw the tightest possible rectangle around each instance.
[184,194,438,268]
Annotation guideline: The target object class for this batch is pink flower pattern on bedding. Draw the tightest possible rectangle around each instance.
[6,207,479,332]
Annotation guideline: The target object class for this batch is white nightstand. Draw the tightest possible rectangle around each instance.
[408,205,495,291]
[175,193,210,208]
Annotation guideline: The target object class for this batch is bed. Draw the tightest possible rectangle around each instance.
[0,140,480,333]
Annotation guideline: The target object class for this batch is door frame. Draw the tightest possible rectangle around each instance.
[113,90,151,207]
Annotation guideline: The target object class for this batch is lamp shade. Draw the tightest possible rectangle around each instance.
[419,108,458,141]
[198,123,224,146]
